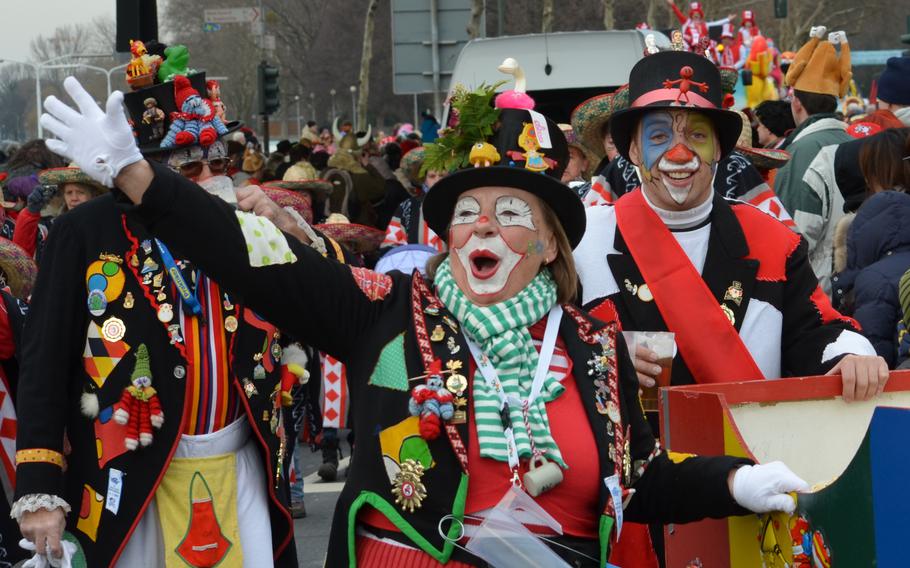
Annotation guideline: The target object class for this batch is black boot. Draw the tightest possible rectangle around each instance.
[318,436,340,481]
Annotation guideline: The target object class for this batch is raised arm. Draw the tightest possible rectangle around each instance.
[39,77,400,361]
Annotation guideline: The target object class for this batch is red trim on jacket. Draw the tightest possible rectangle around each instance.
[730,202,801,281]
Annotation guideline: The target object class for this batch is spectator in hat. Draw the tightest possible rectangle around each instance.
[876,56,910,126]
[774,26,854,294]
[754,100,795,149]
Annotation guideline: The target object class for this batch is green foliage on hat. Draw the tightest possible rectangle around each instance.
[422,81,505,175]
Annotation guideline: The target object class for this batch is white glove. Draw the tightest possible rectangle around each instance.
[39,76,143,188]
[828,31,847,45]
[809,26,827,39]
[731,461,809,514]
[19,538,77,568]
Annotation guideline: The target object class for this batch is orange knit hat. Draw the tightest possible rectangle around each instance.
[785,29,852,98]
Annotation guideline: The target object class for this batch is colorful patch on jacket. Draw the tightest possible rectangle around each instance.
[83,321,131,388]
[85,260,125,302]
[350,267,393,302]
[368,333,409,391]
[95,405,129,468]
[379,416,434,485]
[76,484,105,542]
[235,211,297,267]
[321,354,347,428]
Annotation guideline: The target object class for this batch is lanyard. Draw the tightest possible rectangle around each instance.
[155,239,202,316]
[464,306,563,474]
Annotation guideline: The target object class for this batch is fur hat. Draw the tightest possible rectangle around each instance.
[785,28,852,98]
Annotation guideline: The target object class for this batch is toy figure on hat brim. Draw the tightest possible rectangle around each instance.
[609,50,743,163]
[421,79,585,248]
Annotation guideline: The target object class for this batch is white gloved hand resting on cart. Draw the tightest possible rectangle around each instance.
[731,461,809,514]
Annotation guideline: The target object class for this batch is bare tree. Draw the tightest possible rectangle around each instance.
[542,0,555,33]
[603,0,615,29]
[357,0,380,130]
[467,0,485,38]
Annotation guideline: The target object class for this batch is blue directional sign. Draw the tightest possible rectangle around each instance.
[202,22,222,33]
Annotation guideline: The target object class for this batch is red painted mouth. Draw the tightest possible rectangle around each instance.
[469,250,501,280]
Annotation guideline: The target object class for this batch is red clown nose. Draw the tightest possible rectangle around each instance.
[665,143,696,163]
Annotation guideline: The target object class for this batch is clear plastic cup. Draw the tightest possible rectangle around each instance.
[622,331,676,412]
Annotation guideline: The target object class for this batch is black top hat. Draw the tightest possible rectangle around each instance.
[610,51,743,162]
[122,72,241,156]
[422,108,586,248]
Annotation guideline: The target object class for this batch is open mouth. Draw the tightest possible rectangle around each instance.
[660,169,697,187]
[469,250,502,280]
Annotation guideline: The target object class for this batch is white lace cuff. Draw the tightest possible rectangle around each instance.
[10,494,71,521]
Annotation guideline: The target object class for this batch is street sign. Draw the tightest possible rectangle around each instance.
[202,22,222,33]
[391,0,474,95]
[203,7,260,25]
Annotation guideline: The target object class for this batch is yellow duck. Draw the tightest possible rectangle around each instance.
[469,142,501,167]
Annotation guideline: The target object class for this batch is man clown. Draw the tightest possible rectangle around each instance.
[573,50,886,400]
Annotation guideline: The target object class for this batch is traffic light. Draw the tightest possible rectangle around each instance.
[258,61,280,116]
[774,0,787,19]
[116,0,158,53]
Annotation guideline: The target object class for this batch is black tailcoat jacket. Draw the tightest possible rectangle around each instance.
[119,164,751,566]
[15,192,298,567]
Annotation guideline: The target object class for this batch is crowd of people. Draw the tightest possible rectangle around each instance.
[0,9,906,568]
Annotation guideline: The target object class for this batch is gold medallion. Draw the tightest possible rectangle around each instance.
[720,304,735,326]
[123,292,135,309]
[637,284,653,302]
[392,459,427,513]
[430,325,445,342]
[224,315,239,333]
[130,255,139,268]
[446,373,468,394]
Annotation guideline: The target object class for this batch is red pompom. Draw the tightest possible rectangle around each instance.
[419,413,442,440]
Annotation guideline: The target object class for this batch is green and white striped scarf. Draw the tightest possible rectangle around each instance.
[434,258,566,468]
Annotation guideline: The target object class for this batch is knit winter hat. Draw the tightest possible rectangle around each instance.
[877,56,910,106]
[786,29,852,98]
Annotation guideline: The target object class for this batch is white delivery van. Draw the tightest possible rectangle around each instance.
[445,30,670,124]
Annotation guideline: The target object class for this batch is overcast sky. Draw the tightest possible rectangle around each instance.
[1,0,115,62]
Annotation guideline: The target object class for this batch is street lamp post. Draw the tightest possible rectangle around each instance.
[294,95,301,140]
[330,89,337,123]
[0,56,121,138]
[349,85,357,131]
[309,92,315,126]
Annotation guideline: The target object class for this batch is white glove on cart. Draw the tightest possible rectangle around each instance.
[40,76,143,188]
[731,461,809,513]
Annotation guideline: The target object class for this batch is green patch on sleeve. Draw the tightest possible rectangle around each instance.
[368,333,409,391]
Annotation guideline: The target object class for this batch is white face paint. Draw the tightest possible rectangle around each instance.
[657,154,700,204]
[453,233,525,297]
[452,196,480,225]
[495,196,536,229]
